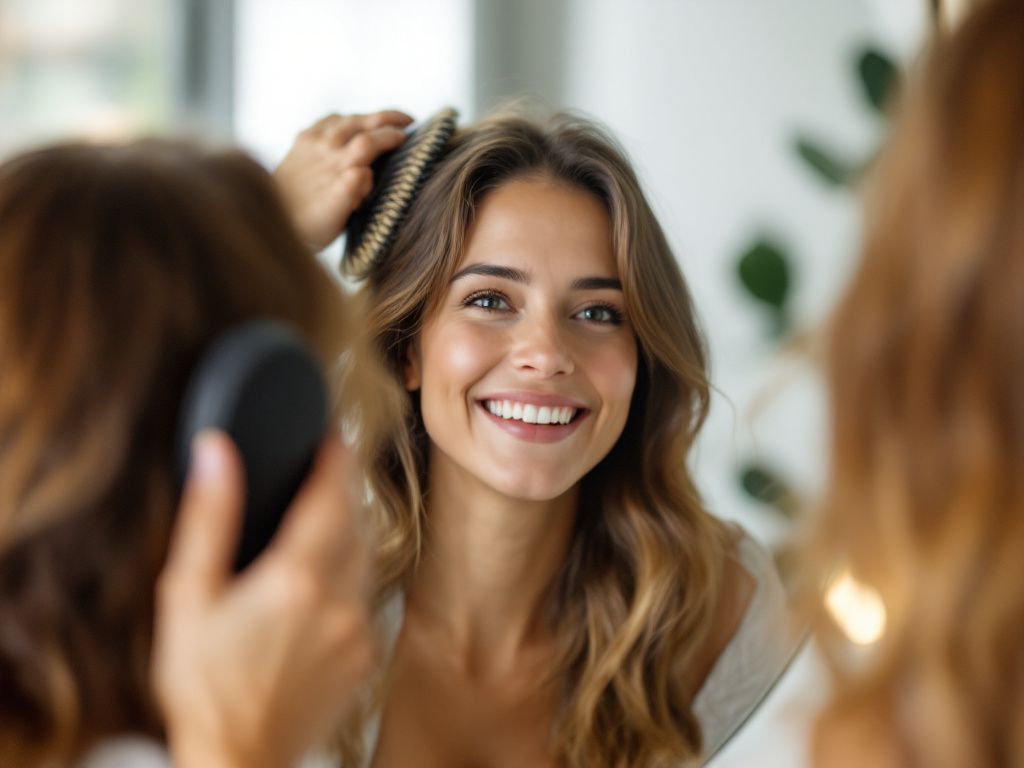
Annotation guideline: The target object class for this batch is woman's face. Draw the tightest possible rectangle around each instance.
[405,176,638,502]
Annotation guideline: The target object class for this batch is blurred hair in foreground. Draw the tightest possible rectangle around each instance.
[0,140,398,767]
[812,1,1024,766]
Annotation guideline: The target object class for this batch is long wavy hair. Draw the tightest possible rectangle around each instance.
[0,140,396,767]
[813,2,1024,766]
[351,111,731,767]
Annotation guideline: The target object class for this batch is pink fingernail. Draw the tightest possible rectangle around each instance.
[191,431,226,481]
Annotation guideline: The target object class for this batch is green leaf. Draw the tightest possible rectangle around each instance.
[795,137,858,187]
[858,48,899,114]
[739,463,800,519]
[737,239,791,312]
[740,464,785,504]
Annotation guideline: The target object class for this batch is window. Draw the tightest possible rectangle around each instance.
[0,0,232,158]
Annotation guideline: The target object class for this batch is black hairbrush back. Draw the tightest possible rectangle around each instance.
[342,107,457,280]
[175,321,328,572]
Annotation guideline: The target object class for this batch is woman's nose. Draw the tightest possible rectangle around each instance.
[508,314,575,378]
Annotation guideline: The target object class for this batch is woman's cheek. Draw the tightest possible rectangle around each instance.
[423,321,501,393]
[597,336,638,410]
[450,332,495,378]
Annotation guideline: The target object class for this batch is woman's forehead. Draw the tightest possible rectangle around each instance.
[458,177,617,279]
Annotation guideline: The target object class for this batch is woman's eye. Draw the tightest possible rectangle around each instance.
[466,292,510,312]
[576,305,623,325]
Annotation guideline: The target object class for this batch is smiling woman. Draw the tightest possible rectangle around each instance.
[408,177,638,501]
[293,109,795,768]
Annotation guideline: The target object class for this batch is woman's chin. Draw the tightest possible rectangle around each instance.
[486,471,578,504]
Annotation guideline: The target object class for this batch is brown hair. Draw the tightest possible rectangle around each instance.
[350,110,731,767]
[814,2,1024,765]
[0,140,393,767]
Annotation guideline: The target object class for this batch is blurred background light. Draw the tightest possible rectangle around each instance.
[825,570,887,646]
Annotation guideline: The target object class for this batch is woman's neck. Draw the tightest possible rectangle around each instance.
[404,454,578,676]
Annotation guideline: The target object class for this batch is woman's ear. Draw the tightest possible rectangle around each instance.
[403,340,421,392]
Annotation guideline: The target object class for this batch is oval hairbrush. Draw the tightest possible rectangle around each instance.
[175,321,328,572]
[342,107,458,280]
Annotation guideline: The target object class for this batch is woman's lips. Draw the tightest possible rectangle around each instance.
[476,400,589,443]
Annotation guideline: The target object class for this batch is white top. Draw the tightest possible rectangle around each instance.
[77,737,171,768]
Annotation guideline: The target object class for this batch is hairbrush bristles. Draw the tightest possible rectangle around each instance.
[342,107,458,280]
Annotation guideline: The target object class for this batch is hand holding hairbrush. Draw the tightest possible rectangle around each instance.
[174,320,328,572]
[274,110,414,251]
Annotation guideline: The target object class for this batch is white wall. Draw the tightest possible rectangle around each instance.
[234,0,474,167]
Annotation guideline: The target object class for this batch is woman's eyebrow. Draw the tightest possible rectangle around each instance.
[571,277,622,291]
[450,264,530,284]
[450,264,622,291]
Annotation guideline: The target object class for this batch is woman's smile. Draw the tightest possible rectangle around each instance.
[477,392,590,443]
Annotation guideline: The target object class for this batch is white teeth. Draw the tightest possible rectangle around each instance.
[483,400,578,425]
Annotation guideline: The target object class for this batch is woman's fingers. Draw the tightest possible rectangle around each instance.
[365,109,415,127]
[314,110,413,146]
[274,109,414,250]
[342,125,408,166]
[337,166,374,204]
[160,431,245,603]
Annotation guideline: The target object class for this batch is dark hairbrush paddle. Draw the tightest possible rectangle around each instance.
[175,321,328,572]
[342,107,457,280]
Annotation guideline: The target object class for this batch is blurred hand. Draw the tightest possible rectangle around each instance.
[274,110,413,250]
[152,431,373,768]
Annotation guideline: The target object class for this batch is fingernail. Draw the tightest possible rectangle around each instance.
[191,430,226,482]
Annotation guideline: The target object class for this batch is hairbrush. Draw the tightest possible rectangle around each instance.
[341,107,458,280]
[175,321,328,572]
